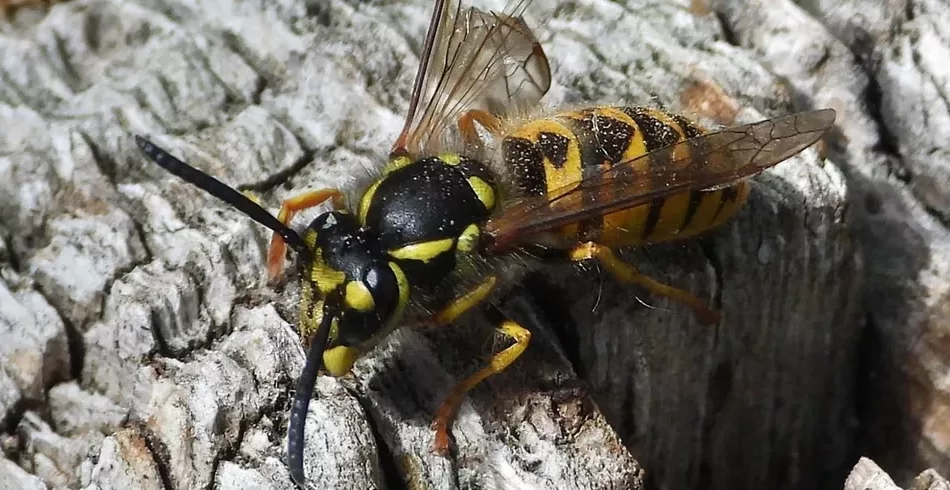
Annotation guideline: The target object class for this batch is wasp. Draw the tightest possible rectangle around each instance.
[135,0,835,486]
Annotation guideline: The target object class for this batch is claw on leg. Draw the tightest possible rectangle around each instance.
[431,320,531,454]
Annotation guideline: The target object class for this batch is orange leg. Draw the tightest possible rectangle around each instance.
[458,110,502,148]
[267,189,345,281]
[569,242,721,325]
[431,319,531,454]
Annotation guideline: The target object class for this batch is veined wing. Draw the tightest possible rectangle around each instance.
[391,0,551,157]
[484,108,837,250]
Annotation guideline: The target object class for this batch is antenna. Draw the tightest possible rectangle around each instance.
[135,135,310,255]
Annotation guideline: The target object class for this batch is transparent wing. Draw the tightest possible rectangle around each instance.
[484,109,837,250]
[391,0,551,157]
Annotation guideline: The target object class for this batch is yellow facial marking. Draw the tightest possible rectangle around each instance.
[304,229,318,249]
[389,238,454,263]
[297,283,320,338]
[439,153,462,165]
[310,254,346,294]
[323,346,360,377]
[358,179,382,225]
[345,280,375,312]
[457,224,480,253]
[383,155,412,175]
[466,176,495,210]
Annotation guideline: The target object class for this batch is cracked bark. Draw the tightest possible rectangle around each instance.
[717,0,950,485]
[0,0,948,490]
[844,458,950,490]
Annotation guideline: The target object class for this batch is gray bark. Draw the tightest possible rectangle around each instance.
[845,458,950,490]
[0,0,947,489]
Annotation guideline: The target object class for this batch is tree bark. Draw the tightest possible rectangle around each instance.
[845,458,950,490]
[0,0,948,489]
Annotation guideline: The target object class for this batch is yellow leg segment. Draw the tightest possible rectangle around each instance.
[431,276,498,327]
[458,110,502,147]
[267,189,345,281]
[569,242,721,325]
[432,319,532,454]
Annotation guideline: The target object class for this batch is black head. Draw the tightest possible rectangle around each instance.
[135,136,410,489]
[300,211,410,376]
[135,136,411,373]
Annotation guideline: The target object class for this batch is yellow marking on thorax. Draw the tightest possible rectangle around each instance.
[389,238,455,263]
[439,153,461,165]
[511,118,583,194]
[467,176,495,210]
[456,224,480,253]
[345,280,375,312]
[383,155,412,175]
[358,179,382,225]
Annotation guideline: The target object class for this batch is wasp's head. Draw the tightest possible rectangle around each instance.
[299,210,410,376]
[133,136,411,487]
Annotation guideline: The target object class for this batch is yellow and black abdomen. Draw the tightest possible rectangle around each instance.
[502,106,750,247]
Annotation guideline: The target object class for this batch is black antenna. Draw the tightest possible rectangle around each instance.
[135,135,309,255]
[287,303,335,488]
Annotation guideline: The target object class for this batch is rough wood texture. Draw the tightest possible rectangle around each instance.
[532,0,861,489]
[845,458,950,490]
[0,0,947,490]
[791,0,950,484]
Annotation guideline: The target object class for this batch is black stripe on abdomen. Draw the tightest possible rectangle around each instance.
[679,190,707,232]
[504,137,546,196]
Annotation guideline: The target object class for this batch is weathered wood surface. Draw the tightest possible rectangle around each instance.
[786,0,950,484]
[845,458,950,490]
[0,0,946,490]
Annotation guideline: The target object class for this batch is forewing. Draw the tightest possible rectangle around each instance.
[391,0,551,157]
[485,108,837,250]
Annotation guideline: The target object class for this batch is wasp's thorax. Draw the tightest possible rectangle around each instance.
[300,154,499,376]
[298,210,410,376]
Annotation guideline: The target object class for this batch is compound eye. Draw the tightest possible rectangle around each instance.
[364,264,399,321]
[334,309,379,346]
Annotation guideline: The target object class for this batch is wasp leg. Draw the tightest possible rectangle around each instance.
[569,242,721,325]
[430,276,498,326]
[432,315,531,454]
[267,189,345,280]
[458,110,502,148]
